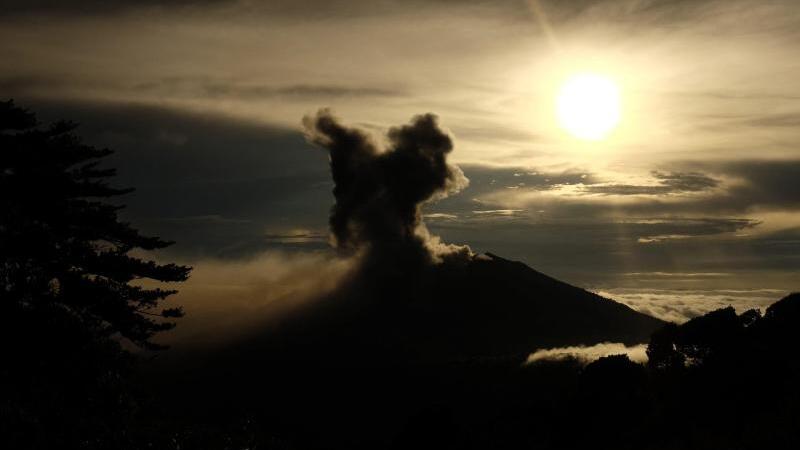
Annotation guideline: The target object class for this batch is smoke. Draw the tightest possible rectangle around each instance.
[303,109,471,264]
[155,251,359,349]
[525,342,649,365]
[153,111,478,350]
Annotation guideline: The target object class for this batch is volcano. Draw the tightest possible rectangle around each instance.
[209,252,665,367]
[150,251,665,449]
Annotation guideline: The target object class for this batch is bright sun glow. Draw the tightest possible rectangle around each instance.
[556,73,621,141]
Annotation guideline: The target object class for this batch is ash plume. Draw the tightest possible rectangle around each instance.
[303,109,471,264]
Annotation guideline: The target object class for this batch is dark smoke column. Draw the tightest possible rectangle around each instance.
[303,109,470,265]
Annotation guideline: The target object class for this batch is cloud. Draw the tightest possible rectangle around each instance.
[263,229,328,245]
[458,160,800,220]
[426,164,598,218]
[597,288,787,323]
[719,160,800,211]
[460,164,597,192]
[584,171,719,196]
[6,100,798,311]
[584,160,800,216]
[6,0,800,167]
[8,99,337,259]
[738,112,800,128]
[0,0,527,18]
[622,272,733,278]
[471,209,524,217]
[303,109,471,263]
[424,213,459,221]
[0,0,227,16]
[525,342,648,365]
[433,214,759,243]
[132,77,407,101]
[629,218,760,243]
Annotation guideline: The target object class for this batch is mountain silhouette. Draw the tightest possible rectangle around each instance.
[233,252,664,366]
[163,252,663,374]
[148,109,668,449]
[147,252,665,449]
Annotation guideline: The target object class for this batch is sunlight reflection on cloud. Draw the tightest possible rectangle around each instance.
[596,287,786,323]
[526,342,648,365]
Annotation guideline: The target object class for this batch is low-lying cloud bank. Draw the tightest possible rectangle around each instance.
[598,288,787,324]
[525,342,649,365]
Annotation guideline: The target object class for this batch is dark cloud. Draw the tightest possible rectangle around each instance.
[614,160,800,215]
[448,160,800,217]
[0,0,224,16]
[263,230,328,244]
[7,97,799,288]
[413,158,797,283]
[631,218,760,243]
[213,84,404,100]
[0,0,508,18]
[15,98,333,259]
[427,215,765,286]
[425,164,597,217]
[722,160,800,209]
[0,75,405,102]
[0,0,724,25]
[0,76,64,93]
[424,162,797,275]
[470,209,525,217]
[744,113,800,128]
[133,77,406,101]
[462,164,596,190]
[539,0,800,35]
[584,171,718,196]
[653,171,719,191]
[303,109,470,264]
[680,90,800,101]
[697,112,800,130]
[446,125,542,146]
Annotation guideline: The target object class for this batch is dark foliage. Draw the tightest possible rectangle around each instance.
[638,293,800,449]
[0,100,190,449]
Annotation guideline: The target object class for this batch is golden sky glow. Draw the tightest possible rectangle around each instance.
[3,1,800,168]
[2,0,799,301]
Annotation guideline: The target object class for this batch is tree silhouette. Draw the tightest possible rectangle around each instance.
[639,293,800,449]
[0,99,189,349]
[646,322,685,371]
[0,100,190,448]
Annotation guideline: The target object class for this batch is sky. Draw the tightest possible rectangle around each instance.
[2,0,799,328]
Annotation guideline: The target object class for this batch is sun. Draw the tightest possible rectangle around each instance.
[556,73,621,141]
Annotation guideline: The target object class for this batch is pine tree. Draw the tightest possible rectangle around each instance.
[0,100,191,448]
[0,99,190,350]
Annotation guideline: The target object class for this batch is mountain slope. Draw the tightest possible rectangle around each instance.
[226,252,664,366]
[147,252,666,449]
